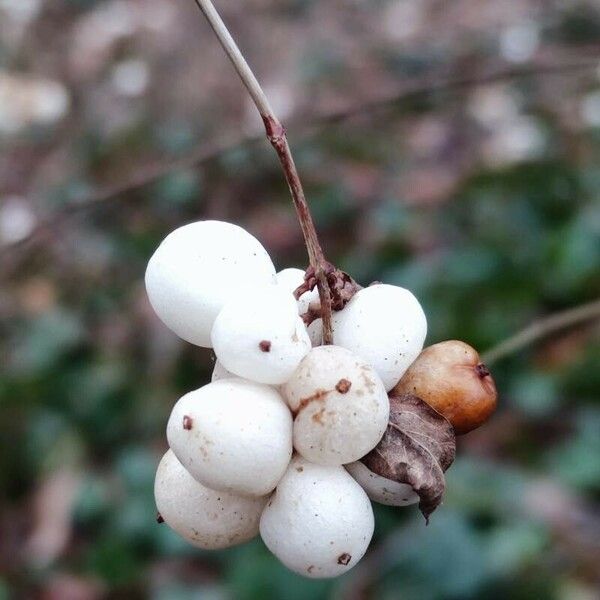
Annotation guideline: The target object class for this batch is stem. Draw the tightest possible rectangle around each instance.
[192,0,334,344]
[482,299,600,365]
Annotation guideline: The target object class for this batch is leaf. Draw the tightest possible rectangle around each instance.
[362,393,456,522]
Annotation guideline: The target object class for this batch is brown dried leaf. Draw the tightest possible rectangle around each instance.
[362,392,456,522]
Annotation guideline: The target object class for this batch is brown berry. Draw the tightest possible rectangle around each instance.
[392,340,497,434]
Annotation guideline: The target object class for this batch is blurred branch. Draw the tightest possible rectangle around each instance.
[483,299,600,365]
[192,0,334,343]
[317,48,600,126]
[1,47,599,274]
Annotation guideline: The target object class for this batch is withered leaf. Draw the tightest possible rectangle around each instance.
[362,392,456,522]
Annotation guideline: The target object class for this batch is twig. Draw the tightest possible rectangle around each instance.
[482,299,600,365]
[320,52,600,127]
[192,0,334,343]
[0,133,257,272]
[1,49,598,265]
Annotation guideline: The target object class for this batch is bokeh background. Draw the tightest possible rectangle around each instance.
[1,1,599,598]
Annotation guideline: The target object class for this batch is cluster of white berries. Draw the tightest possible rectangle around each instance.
[147,220,427,579]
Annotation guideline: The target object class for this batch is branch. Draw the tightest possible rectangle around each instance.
[1,49,598,267]
[0,132,250,262]
[192,0,334,344]
[319,52,599,127]
[482,299,600,365]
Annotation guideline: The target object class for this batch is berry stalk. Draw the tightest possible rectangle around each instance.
[192,0,334,344]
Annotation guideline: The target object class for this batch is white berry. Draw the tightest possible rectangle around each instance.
[260,456,374,578]
[345,461,419,506]
[145,220,276,347]
[155,450,267,549]
[331,284,427,390]
[167,379,292,496]
[211,359,234,382]
[283,346,389,465]
[275,268,320,315]
[211,286,311,385]
[307,318,323,347]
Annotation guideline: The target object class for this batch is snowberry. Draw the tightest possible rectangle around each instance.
[345,461,418,506]
[331,284,427,390]
[211,359,234,382]
[393,340,497,434]
[211,286,311,385]
[145,220,276,347]
[167,378,293,496]
[283,346,389,465]
[306,318,323,347]
[260,456,374,578]
[155,450,267,549]
[275,268,320,315]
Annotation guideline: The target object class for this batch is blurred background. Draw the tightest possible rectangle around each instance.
[1,0,599,598]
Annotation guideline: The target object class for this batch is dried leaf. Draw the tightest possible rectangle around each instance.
[362,393,456,522]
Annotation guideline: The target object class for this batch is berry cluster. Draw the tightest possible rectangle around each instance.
[147,220,497,579]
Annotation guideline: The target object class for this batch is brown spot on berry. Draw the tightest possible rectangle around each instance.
[360,370,376,393]
[183,415,193,430]
[294,389,329,416]
[337,553,351,565]
[296,466,304,472]
[312,407,326,425]
[307,565,315,574]
[336,378,352,394]
[156,512,164,524]
[259,340,272,352]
